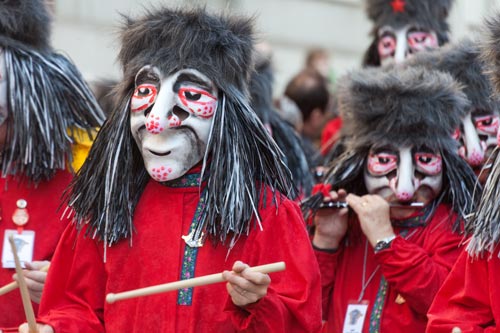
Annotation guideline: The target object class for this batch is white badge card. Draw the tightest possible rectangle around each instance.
[2,230,35,268]
[343,302,369,333]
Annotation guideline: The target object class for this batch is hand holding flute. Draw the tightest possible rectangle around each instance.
[313,189,349,251]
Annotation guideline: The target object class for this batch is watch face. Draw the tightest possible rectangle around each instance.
[374,239,393,253]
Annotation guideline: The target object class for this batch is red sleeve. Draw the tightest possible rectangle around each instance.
[224,199,323,333]
[320,117,342,155]
[426,250,496,333]
[314,249,341,319]
[374,226,462,315]
[37,224,106,332]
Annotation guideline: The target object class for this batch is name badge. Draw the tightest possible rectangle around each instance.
[2,230,35,268]
[343,302,369,333]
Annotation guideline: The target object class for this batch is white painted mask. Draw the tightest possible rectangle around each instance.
[377,25,438,65]
[453,111,499,179]
[130,66,217,182]
[364,145,443,217]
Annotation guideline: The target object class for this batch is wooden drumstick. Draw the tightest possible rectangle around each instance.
[106,261,286,304]
[0,264,50,296]
[9,235,39,333]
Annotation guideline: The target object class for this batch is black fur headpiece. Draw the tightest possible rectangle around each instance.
[118,6,254,99]
[363,0,453,66]
[0,0,105,183]
[65,7,296,248]
[406,39,499,114]
[302,66,479,229]
[0,0,51,52]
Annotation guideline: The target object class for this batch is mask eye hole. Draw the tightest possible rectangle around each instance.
[367,152,398,176]
[414,152,442,175]
[131,84,158,113]
[407,30,437,52]
[377,34,396,58]
[178,86,217,119]
[184,91,202,101]
[474,115,499,135]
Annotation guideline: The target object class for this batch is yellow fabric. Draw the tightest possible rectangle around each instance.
[69,127,99,172]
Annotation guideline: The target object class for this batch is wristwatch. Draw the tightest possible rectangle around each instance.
[374,235,396,253]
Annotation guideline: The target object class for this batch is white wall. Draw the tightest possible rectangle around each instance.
[51,0,500,95]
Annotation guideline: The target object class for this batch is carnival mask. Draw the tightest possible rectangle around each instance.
[453,111,499,182]
[130,66,217,182]
[364,145,443,218]
[377,25,438,65]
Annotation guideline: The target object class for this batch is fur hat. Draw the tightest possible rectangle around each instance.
[0,0,105,183]
[481,13,500,96]
[118,6,254,99]
[339,66,467,152]
[363,0,453,66]
[406,39,499,114]
[302,66,478,229]
[366,0,452,40]
[66,7,296,247]
[0,0,52,51]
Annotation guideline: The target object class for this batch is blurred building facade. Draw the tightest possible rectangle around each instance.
[52,0,499,95]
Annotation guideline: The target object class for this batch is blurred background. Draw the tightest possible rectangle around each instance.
[50,0,499,95]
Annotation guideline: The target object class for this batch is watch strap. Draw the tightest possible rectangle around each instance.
[374,235,396,253]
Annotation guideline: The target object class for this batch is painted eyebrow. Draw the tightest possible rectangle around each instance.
[136,69,160,85]
[175,73,212,91]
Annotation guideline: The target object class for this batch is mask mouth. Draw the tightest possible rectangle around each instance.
[148,149,171,157]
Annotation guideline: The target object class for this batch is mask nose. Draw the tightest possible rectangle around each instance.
[393,31,408,63]
[144,87,186,134]
[390,149,415,202]
[461,115,485,166]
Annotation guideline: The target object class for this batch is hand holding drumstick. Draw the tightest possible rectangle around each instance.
[222,261,272,307]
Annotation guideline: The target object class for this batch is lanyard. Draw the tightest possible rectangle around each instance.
[357,228,419,302]
[358,240,379,302]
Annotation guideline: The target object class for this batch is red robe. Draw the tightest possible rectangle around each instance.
[426,248,500,333]
[0,171,72,329]
[320,117,342,156]
[316,205,463,333]
[37,176,323,332]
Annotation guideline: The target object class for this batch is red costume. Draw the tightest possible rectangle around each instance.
[426,248,500,333]
[316,205,463,333]
[320,117,342,156]
[37,172,322,333]
[0,171,72,328]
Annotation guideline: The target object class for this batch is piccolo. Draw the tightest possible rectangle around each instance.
[319,201,425,209]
